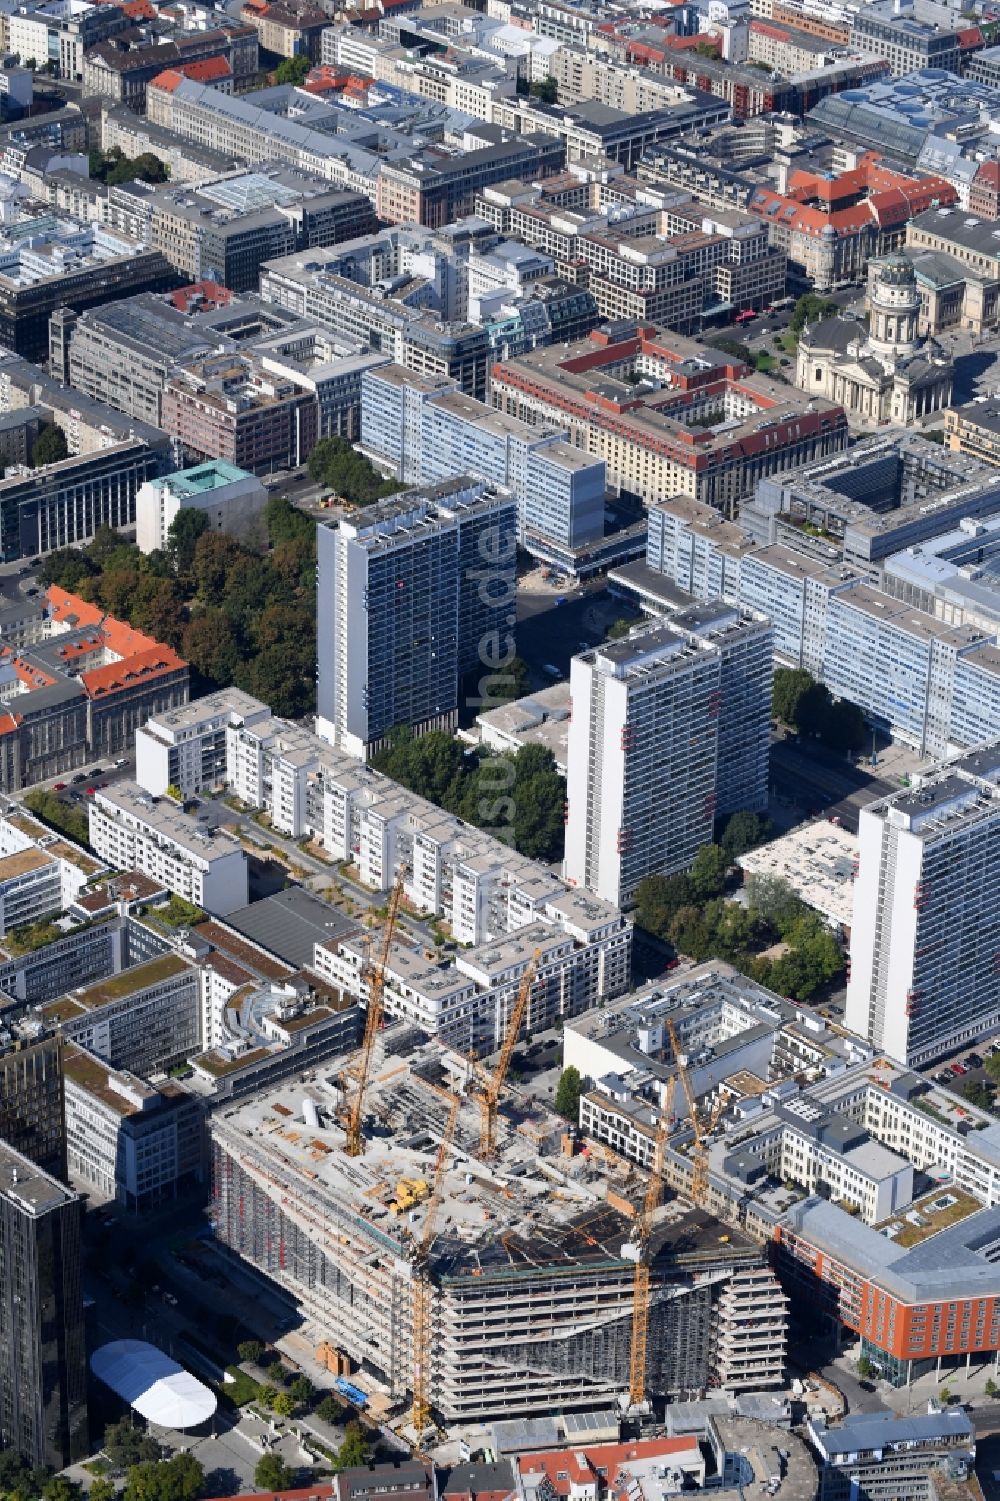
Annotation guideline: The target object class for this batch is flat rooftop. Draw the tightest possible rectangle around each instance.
[222,888,359,970]
[0,1137,75,1216]
[737,820,858,929]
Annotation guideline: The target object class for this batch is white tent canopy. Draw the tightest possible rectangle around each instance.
[91,1340,217,1429]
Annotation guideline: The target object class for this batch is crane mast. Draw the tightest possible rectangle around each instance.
[345,875,404,1157]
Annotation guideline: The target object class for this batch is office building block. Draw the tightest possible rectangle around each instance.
[0,1140,87,1469]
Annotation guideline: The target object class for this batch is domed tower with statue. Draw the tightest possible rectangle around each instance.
[795,253,953,428]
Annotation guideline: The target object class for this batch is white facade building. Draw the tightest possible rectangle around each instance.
[135,688,271,797]
[135,460,267,555]
[847,742,1000,1066]
[564,613,771,907]
[88,782,248,916]
[0,803,102,935]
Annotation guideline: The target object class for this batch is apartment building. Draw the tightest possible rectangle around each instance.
[848,744,1000,1066]
[748,160,956,292]
[41,952,202,1076]
[361,364,606,556]
[0,806,102,936]
[376,133,566,227]
[88,783,248,916]
[134,692,632,1009]
[316,481,518,759]
[10,0,128,81]
[0,588,187,788]
[672,601,773,818]
[135,688,272,797]
[0,1141,87,1470]
[162,351,318,473]
[62,1043,204,1209]
[244,0,326,59]
[849,1,963,75]
[646,497,754,604]
[0,213,175,364]
[945,399,1000,468]
[491,324,849,514]
[565,625,724,908]
[565,968,1000,1387]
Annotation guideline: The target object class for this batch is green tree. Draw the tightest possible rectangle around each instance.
[719,810,772,862]
[265,493,314,548]
[89,1480,117,1501]
[24,788,90,845]
[688,843,727,902]
[254,1454,295,1491]
[42,1480,81,1501]
[306,437,397,507]
[123,1455,204,1501]
[668,904,715,962]
[939,1386,952,1405]
[39,544,97,592]
[986,1377,998,1397]
[821,696,868,756]
[963,1078,995,1111]
[32,422,69,467]
[237,1339,264,1364]
[288,1376,314,1406]
[634,872,692,938]
[112,1447,154,1489]
[606,618,632,640]
[712,338,753,365]
[130,575,186,648]
[181,608,241,686]
[314,1394,342,1424]
[0,1451,49,1501]
[745,874,807,938]
[275,53,310,84]
[167,508,210,575]
[192,530,242,602]
[509,744,565,862]
[467,654,530,705]
[528,76,558,103]
[336,1422,369,1471]
[270,1390,295,1418]
[789,293,839,333]
[554,1065,583,1122]
[856,1355,873,1379]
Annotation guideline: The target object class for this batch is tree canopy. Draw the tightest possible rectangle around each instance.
[90,147,169,186]
[255,1455,295,1491]
[32,423,69,467]
[275,54,310,84]
[306,437,399,507]
[373,730,565,863]
[789,293,839,333]
[103,1418,162,1471]
[772,667,868,756]
[40,495,317,718]
[122,1455,204,1501]
[554,1065,583,1122]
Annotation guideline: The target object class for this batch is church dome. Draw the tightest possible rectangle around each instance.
[877,253,916,287]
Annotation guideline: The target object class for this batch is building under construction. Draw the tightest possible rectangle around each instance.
[208,1031,787,1422]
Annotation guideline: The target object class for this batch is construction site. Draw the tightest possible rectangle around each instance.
[209,1016,787,1431]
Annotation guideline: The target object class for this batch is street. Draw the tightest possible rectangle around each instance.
[770,737,897,833]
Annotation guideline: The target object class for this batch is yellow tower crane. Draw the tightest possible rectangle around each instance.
[474,954,539,1159]
[411,1090,461,1438]
[344,875,404,1157]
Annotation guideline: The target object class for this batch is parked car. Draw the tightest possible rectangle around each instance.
[53,782,66,791]
[967,1053,983,1068]
[951,1062,968,1076]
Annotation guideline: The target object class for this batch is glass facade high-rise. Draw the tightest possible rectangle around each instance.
[0,1140,88,1469]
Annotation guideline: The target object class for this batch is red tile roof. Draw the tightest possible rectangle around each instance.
[516,1439,701,1500]
[169,281,234,313]
[82,646,187,699]
[182,54,232,81]
[150,66,185,93]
